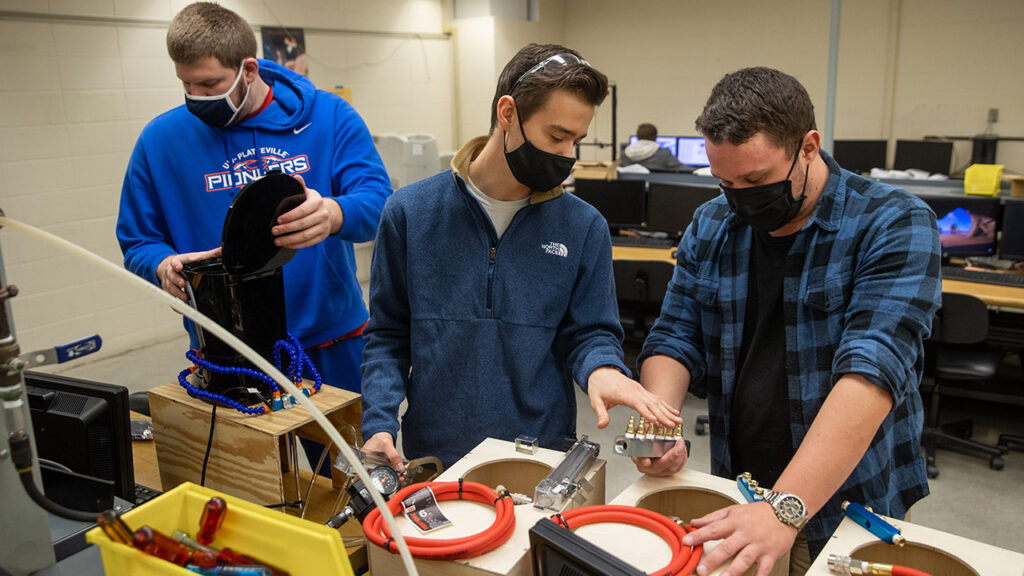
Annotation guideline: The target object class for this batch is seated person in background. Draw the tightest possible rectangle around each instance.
[635,67,941,575]
[620,123,690,172]
[360,44,681,469]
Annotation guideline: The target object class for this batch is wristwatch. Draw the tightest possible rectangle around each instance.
[762,490,808,530]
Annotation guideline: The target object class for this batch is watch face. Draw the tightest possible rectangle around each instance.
[776,495,807,523]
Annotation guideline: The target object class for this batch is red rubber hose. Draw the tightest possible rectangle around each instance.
[362,480,516,560]
[552,504,704,576]
[893,566,933,576]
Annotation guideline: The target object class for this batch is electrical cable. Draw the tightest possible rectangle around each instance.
[550,504,703,576]
[362,480,515,560]
[9,432,97,523]
[0,215,420,575]
[199,404,217,486]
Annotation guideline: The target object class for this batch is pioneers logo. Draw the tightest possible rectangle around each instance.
[204,146,310,192]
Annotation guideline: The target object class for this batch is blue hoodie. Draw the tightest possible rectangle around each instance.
[117,60,392,349]
[361,137,629,466]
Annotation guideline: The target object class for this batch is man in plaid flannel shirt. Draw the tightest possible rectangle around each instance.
[635,67,941,575]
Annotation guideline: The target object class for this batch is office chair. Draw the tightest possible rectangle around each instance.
[922,292,1006,478]
[613,260,674,345]
[129,391,151,416]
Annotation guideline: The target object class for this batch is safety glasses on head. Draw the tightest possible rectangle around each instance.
[511,53,590,92]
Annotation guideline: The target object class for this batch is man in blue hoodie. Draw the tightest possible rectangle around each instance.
[116,2,392,396]
[360,44,681,469]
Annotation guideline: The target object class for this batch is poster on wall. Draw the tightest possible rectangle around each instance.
[261,27,307,77]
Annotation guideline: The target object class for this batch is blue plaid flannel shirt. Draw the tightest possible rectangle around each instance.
[639,151,941,558]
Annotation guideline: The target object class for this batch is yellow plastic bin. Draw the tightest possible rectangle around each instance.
[964,163,1004,196]
[85,482,353,576]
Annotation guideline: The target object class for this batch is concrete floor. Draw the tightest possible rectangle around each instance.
[39,333,1024,555]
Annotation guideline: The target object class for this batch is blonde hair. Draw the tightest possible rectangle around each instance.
[166,2,257,68]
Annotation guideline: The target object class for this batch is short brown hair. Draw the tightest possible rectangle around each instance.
[636,123,657,141]
[489,43,609,134]
[695,67,816,157]
[167,2,257,69]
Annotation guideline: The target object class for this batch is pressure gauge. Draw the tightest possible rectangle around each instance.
[369,465,401,497]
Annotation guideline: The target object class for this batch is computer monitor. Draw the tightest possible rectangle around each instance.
[25,371,135,507]
[573,179,646,230]
[832,139,887,174]
[628,135,678,157]
[919,194,1001,258]
[530,518,645,576]
[893,140,954,175]
[676,136,710,167]
[1000,199,1024,260]
[645,183,720,238]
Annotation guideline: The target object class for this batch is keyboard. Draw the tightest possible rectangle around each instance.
[612,235,678,248]
[941,265,1024,288]
[134,483,163,505]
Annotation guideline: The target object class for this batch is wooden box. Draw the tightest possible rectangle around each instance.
[607,468,788,576]
[367,437,606,576]
[807,512,1024,576]
[148,381,361,506]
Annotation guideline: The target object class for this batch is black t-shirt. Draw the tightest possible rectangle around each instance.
[729,229,797,487]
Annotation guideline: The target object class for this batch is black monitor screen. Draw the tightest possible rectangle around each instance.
[919,195,1000,257]
[1000,200,1024,260]
[893,140,954,175]
[25,371,135,504]
[676,137,710,167]
[573,179,646,230]
[832,139,887,174]
[628,135,678,157]
[646,183,720,237]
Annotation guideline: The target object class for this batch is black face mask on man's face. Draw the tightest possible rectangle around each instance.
[503,117,576,192]
[720,152,808,233]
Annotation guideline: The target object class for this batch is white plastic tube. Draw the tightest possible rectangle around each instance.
[0,215,418,576]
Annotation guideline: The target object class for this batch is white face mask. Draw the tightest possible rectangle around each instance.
[184,63,251,127]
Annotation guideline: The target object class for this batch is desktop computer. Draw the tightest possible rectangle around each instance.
[999,199,1024,261]
[832,139,887,174]
[646,183,720,238]
[894,140,954,176]
[919,194,1001,258]
[572,179,646,231]
[676,136,710,167]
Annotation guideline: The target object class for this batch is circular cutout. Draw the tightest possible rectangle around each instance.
[850,541,979,576]
[461,459,552,496]
[636,486,737,523]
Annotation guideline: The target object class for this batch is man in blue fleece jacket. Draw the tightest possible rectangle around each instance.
[117,3,392,395]
[360,44,681,468]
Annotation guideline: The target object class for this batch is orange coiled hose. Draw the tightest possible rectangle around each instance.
[362,480,516,560]
[892,567,933,576]
[552,504,703,576]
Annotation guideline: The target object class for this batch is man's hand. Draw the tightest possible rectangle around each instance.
[632,437,688,476]
[271,174,343,249]
[682,501,796,576]
[157,247,222,301]
[362,431,404,473]
[587,366,681,430]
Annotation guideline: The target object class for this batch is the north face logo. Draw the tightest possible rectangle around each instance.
[542,242,568,258]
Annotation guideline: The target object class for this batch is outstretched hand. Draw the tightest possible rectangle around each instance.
[587,366,681,430]
[682,501,795,576]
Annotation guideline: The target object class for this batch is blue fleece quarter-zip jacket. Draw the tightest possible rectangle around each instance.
[360,136,630,466]
[117,60,392,357]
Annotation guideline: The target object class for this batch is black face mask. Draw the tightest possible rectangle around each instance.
[720,153,808,232]
[504,118,576,192]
